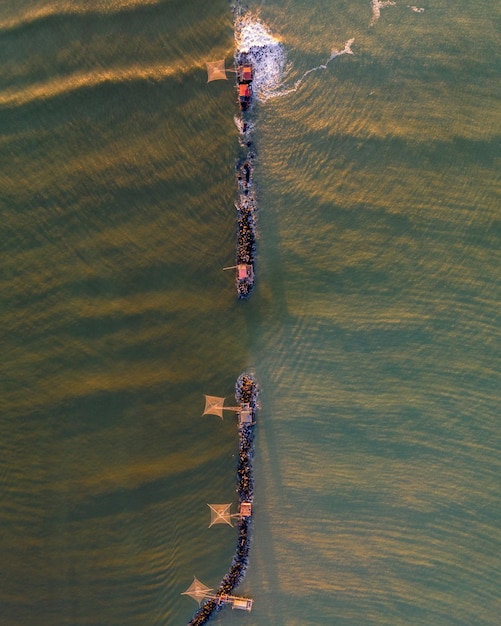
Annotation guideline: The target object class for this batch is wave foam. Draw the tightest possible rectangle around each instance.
[235,13,354,102]
[370,0,396,26]
[235,14,287,101]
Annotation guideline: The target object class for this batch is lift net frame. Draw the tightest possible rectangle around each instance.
[206,60,227,82]
[181,577,214,605]
[208,503,233,527]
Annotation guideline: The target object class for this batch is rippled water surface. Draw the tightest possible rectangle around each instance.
[1,1,500,625]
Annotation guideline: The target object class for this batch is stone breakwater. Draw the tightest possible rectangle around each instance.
[234,14,258,299]
[187,374,258,625]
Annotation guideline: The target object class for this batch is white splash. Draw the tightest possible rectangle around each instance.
[409,6,425,13]
[233,115,255,141]
[235,13,287,101]
[370,0,396,26]
[235,13,354,102]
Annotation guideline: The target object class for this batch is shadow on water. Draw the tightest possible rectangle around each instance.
[67,458,216,524]
[252,397,288,626]
[0,69,217,135]
[235,228,290,626]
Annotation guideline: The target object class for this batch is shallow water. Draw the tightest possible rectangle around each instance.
[1,1,500,625]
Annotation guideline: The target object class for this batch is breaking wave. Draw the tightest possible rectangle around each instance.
[235,14,287,101]
[234,13,354,102]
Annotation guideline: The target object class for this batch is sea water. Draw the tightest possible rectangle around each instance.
[0,1,500,625]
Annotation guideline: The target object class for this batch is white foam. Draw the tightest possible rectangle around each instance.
[292,38,355,91]
[235,14,287,101]
[409,6,425,13]
[235,13,354,102]
[330,38,355,60]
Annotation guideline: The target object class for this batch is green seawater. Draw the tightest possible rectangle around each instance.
[0,1,499,625]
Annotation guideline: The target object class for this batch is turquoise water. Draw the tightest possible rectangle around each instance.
[0,1,500,624]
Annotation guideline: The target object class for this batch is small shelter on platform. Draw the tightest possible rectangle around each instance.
[238,402,253,428]
[231,597,254,611]
[239,501,252,518]
[237,264,253,281]
[238,64,253,83]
